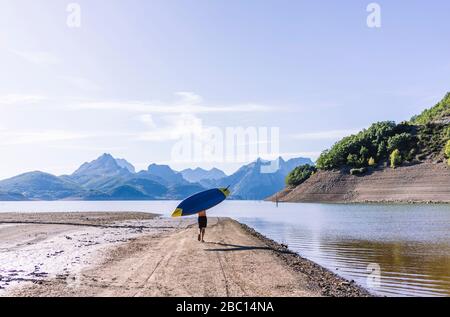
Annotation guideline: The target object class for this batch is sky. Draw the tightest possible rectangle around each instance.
[0,0,450,179]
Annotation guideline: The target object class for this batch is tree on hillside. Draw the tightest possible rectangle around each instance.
[286,164,317,187]
[316,121,398,170]
[390,149,402,168]
[346,153,360,167]
[387,133,414,153]
[445,140,450,166]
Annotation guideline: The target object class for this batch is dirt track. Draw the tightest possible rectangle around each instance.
[10,218,322,297]
[2,213,370,297]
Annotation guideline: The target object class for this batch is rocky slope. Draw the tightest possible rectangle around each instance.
[270,162,450,203]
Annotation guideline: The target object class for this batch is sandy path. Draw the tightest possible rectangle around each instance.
[10,218,321,297]
[0,212,191,294]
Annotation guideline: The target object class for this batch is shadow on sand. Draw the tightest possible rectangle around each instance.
[204,242,293,254]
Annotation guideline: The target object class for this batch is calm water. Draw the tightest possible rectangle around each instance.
[0,200,449,297]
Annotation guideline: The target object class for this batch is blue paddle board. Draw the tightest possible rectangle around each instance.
[171,187,230,217]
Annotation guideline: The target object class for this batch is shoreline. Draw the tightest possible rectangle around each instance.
[237,222,372,297]
[269,162,450,204]
[1,213,372,297]
[270,199,450,205]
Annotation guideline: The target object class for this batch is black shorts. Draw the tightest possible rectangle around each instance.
[198,216,207,229]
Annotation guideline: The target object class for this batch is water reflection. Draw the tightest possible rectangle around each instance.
[239,218,450,297]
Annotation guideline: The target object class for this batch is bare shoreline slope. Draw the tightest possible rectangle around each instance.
[270,162,450,203]
[0,213,369,297]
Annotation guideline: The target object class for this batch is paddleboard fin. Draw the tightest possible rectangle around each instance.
[171,208,183,217]
[219,187,231,197]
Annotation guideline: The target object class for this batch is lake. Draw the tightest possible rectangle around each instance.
[0,200,449,297]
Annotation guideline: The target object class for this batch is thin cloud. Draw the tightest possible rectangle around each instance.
[136,114,204,142]
[137,114,156,128]
[0,94,47,105]
[11,50,61,65]
[291,129,361,141]
[175,91,203,104]
[0,130,91,145]
[64,76,101,91]
[68,92,275,114]
[70,101,273,114]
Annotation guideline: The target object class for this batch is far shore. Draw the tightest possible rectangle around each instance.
[0,212,371,297]
[269,162,450,204]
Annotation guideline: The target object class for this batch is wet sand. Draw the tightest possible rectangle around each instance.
[0,213,370,297]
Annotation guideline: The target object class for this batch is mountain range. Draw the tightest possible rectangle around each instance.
[0,153,313,201]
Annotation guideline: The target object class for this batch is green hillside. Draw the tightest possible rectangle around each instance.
[300,93,450,179]
[411,92,450,125]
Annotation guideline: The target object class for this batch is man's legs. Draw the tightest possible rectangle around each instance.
[201,228,206,242]
[198,228,201,241]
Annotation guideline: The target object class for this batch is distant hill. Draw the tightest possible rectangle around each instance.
[217,157,314,200]
[68,153,133,190]
[166,183,206,200]
[278,157,315,175]
[0,171,84,200]
[121,178,168,198]
[107,185,150,200]
[180,167,226,183]
[147,164,186,185]
[0,191,28,201]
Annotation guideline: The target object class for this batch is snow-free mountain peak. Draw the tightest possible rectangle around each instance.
[180,167,227,183]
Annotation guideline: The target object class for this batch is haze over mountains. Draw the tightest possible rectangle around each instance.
[0,153,313,201]
[180,168,226,183]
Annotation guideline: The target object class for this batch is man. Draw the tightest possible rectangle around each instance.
[198,210,207,242]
